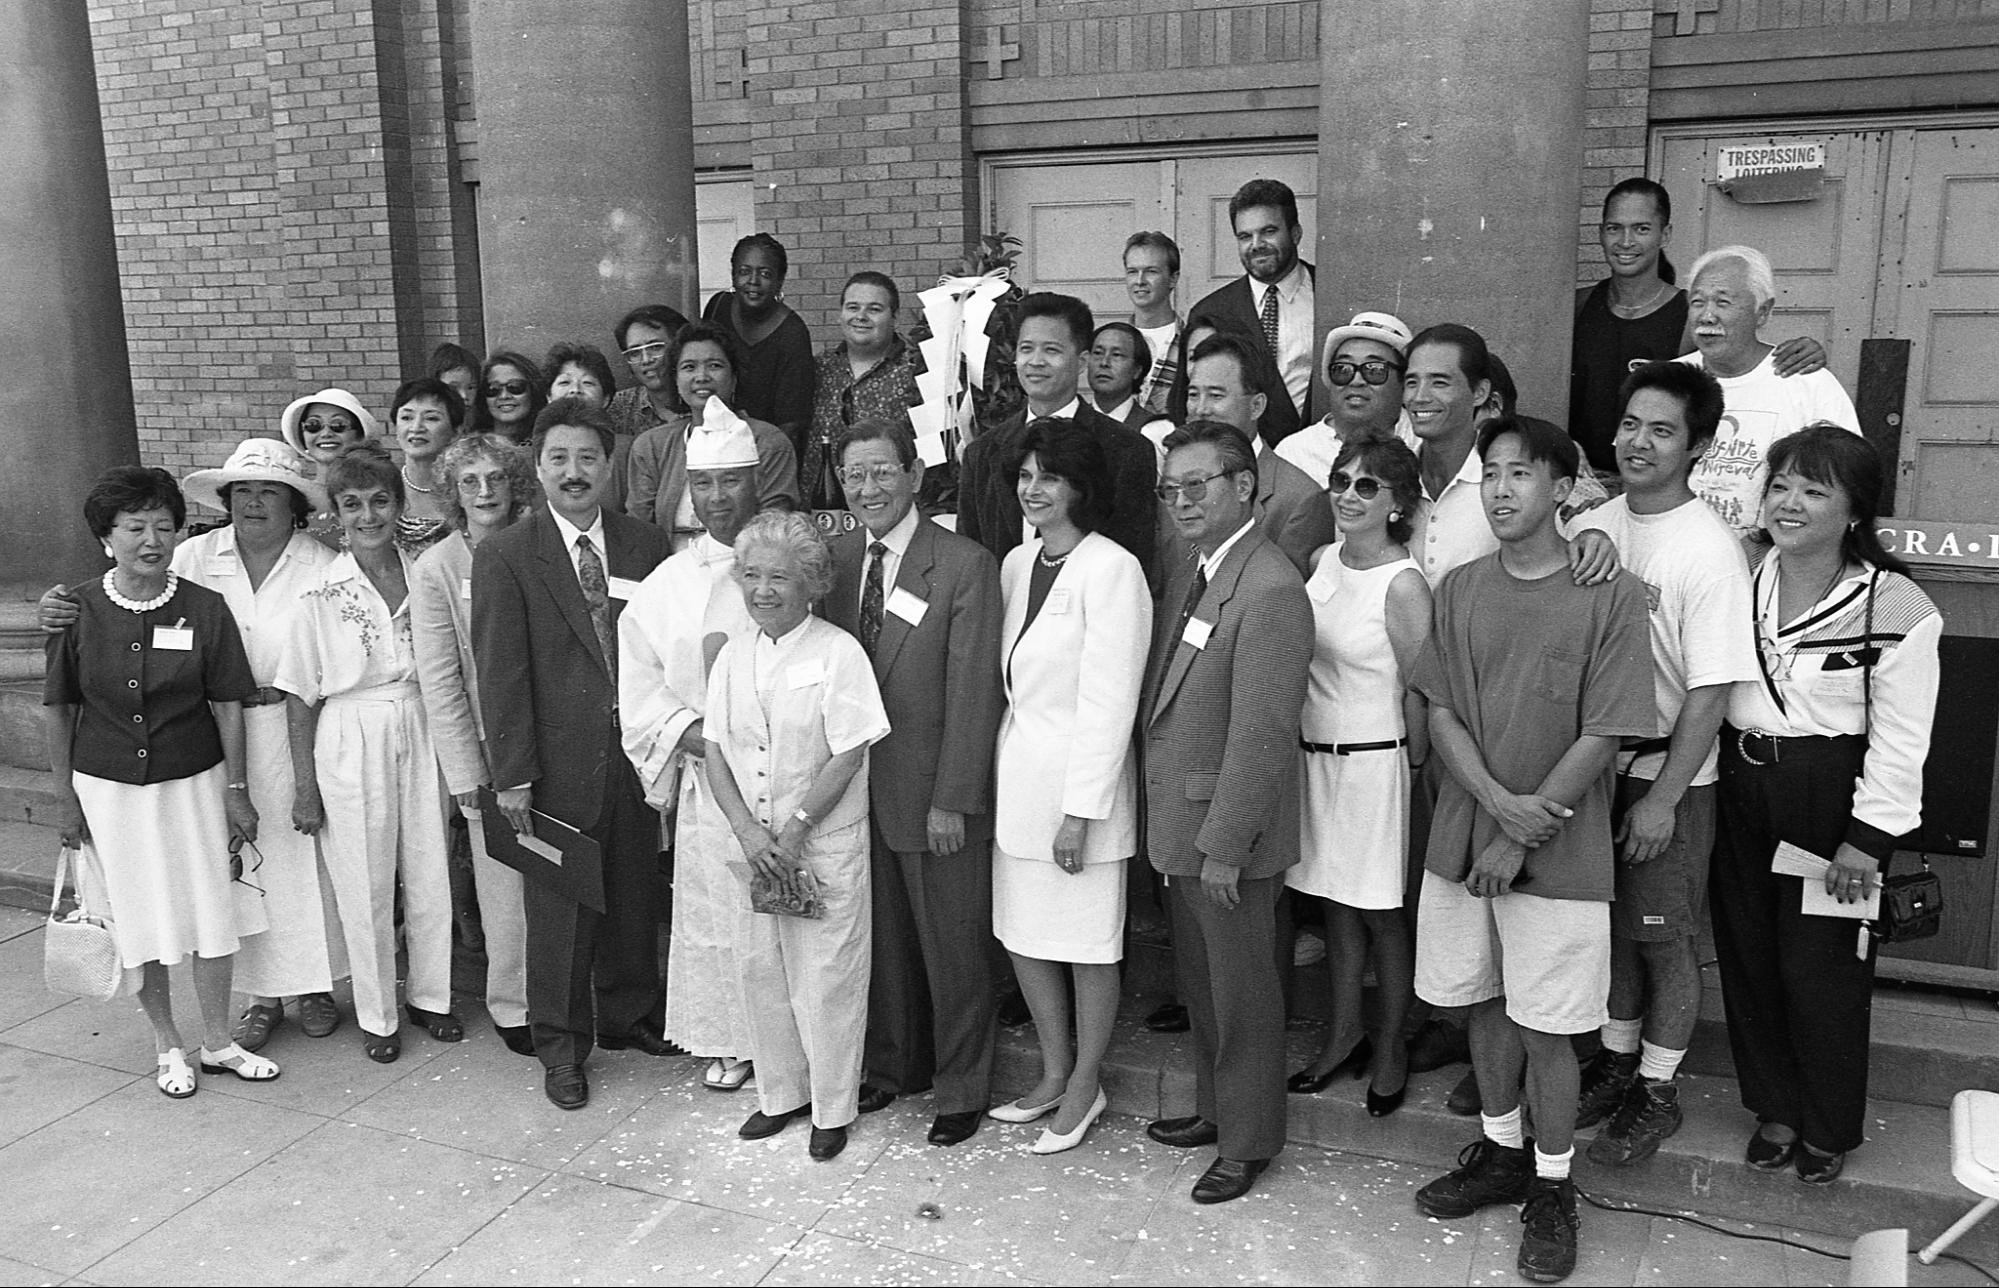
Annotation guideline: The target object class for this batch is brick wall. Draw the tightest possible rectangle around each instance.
[86,0,471,475]
[1576,0,1658,289]
[741,0,976,337]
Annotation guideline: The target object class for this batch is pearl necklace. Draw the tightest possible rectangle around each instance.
[102,569,178,613]
[401,465,435,494]
[1037,547,1071,569]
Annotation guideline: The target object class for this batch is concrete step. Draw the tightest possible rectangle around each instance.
[0,817,59,910]
[0,597,46,685]
[0,682,49,770]
[0,764,61,829]
[991,1002,1999,1261]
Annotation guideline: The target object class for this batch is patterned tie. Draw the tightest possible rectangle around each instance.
[1259,282,1281,360]
[1175,563,1209,643]
[575,534,617,680]
[859,540,887,655]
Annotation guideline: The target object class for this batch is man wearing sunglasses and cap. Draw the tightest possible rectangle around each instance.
[1276,311,1421,489]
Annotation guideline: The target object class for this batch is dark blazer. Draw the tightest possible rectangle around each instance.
[471,508,671,830]
[1161,448,1336,579]
[1142,527,1313,881]
[823,516,1006,854]
[1189,262,1316,441]
[957,402,1159,586]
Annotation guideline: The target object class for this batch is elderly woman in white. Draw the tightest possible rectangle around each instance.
[410,432,538,1056]
[705,511,890,1162]
[619,407,762,1092]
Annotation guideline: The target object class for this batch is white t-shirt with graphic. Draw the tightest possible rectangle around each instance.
[1675,351,1859,538]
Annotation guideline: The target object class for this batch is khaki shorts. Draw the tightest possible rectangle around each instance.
[1414,871,1610,1035]
[1610,778,1716,943]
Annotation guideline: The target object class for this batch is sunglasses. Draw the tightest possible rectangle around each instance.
[485,380,530,398]
[230,839,266,895]
[1328,359,1403,387]
[299,417,357,437]
[1328,472,1384,500]
[1154,469,1241,504]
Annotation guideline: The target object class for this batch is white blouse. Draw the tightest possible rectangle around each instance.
[275,550,422,705]
[171,527,336,685]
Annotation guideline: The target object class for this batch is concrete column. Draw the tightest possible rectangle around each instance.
[1313,0,1590,419]
[0,0,139,586]
[470,1,699,357]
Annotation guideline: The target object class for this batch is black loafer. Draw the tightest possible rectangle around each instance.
[740,1104,810,1139]
[1145,1002,1191,1033]
[1746,1126,1797,1171]
[928,1110,982,1146]
[1192,1157,1268,1204]
[497,1024,537,1057]
[1795,1145,1845,1184]
[544,1063,588,1110]
[808,1124,849,1161]
[1147,1115,1219,1148]
[597,1027,682,1057]
[857,1084,896,1114]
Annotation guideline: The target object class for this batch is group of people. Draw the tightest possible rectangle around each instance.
[40,178,1940,1286]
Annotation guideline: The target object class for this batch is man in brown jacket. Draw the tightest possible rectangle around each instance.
[1140,419,1314,1204]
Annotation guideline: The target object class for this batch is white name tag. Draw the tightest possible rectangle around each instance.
[886,586,928,626]
[459,578,472,601]
[787,661,826,690]
[1045,589,1073,616]
[152,626,194,651]
[607,576,642,602]
[1182,617,1214,650]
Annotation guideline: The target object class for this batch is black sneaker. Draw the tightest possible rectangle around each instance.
[1587,1076,1683,1166]
[1518,1177,1580,1283]
[1414,1137,1534,1218]
[1574,1048,1639,1129]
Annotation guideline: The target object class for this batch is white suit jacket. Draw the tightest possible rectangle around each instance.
[994,530,1152,864]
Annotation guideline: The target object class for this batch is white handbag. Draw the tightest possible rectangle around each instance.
[43,844,126,1002]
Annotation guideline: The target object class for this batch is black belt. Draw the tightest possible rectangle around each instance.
[1300,737,1407,756]
[1730,728,1865,767]
[1622,736,1672,757]
[239,686,287,708]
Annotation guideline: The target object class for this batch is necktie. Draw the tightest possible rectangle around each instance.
[575,534,617,681]
[1259,282,1280,360]
[859,540,886,655]
[1175,563,1209,643]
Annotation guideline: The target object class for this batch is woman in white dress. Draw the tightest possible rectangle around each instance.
[619,408,763,1091]
[410,432,537,1056]
[1287,438,1431,1117]
[989,419,1152,1155]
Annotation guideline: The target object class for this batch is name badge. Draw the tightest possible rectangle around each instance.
[607,576,642,602]
[1182,618,1214,650]
[886,586,928,626]
[1045,589,1073,616]
[459,578,473,601]
[152,626,194,651]
[787,661,826,690]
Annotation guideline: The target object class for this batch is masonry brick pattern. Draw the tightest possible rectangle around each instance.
[1577,0,1658,290]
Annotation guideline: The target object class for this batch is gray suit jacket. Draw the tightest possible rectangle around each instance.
[1141,527,1313,881]
[824,516,1006,854]
[1160,448,1336,580]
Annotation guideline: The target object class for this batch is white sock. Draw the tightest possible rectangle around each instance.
[1536,1145,1574,1181]
[1482,1107,1525,1150]
[1638,1040,1685,1082]
[1600,1016,1642,1055]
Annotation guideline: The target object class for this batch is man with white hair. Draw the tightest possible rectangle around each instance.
[1674,245,1859,537]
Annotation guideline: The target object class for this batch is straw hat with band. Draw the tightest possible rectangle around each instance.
[183,438,330,516]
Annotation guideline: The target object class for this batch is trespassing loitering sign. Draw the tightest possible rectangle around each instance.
[1717,141,1826,181]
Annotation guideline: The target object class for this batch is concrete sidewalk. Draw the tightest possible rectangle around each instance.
[2,901,1993,1286]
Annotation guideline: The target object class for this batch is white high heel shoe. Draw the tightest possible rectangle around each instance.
[989,1092,1063,1124]
[1030,1087,1108,1155]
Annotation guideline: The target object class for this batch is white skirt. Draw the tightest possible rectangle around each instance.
[73,763,262,969]
[230,703,347,995]
[993,847,1126,964]
[1290,746,1409,910]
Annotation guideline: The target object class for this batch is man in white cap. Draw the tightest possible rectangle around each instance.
[617,407,764,1094]
[40,439,349,1048]
[1276,311,1421,489]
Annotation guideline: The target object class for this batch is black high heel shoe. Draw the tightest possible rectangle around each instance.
[1287,1036,1373,1094]
[1365,1080,1407,1117]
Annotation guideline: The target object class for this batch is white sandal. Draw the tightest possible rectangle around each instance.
[198,1042,281,1082]
[704,1057,754,1092]
[156,1047,197,1099]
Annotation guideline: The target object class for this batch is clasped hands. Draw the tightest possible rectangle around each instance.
[1465,789,1573,899]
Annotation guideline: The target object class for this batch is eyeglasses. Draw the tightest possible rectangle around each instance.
[1328,472,1384,500]
[485,380,529,398]
[299,418,356,437]
[1154,469,1240,504]
[229,840,266,896]
[1329,359,1403,387]
[622,342,667,365]
[836,464,908,489]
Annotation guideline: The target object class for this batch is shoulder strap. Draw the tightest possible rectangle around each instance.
[1862,566,1878,730]
[49,844,75,917]
[1751,558,1787,716]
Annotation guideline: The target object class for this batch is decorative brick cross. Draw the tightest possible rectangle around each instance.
[1654,0,1720,36]
[712,49,749,98]
[968,27,1020,80]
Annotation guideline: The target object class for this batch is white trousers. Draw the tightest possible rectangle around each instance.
[315,691,452,1037]
[469,837,528,1028]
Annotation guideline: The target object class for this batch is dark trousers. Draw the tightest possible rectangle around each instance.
[862,821,998,1114]
[1171,871,1287,1162]
[526,749,662,1069]
[1709,731,1876,1154]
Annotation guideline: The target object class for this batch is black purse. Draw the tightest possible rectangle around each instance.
[1856,572,1944,944]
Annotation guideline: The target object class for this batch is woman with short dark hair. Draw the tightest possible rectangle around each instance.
[702,233,816,455]
[804,271,917,511]
[44,465,275,1097]
[388,376,466,553]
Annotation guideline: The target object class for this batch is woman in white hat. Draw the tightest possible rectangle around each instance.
[40,439,351,1052]
[280,388,380,550]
